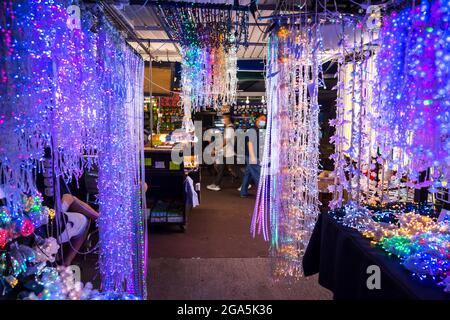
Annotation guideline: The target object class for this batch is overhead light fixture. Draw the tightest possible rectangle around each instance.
[246,96,250,104]
[261,95,265,103]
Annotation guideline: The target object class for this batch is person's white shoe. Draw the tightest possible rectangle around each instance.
[237,184,251,192]
[207,184,221,191]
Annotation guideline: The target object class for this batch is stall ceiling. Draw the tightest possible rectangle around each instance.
[108,0,377,61]
[114,0,278,61]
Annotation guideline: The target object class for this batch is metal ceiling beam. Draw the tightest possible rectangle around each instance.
[133,22,270,31]
[148,5,183,57]
[100,1,154,59]
[128,0,253,11]
[127,39,266,46]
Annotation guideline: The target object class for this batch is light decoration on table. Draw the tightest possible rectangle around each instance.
[156,4,245,128]
[373,0,450,195]
[332,204,450,293]
[0,193,49,247]
[1,0,147,299]
[380,236,419,259]
[403,232,450,280]
[251,21,323,278]
[341,201,373,231]
[27,266,97,300]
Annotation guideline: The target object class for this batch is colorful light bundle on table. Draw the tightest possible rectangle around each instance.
[333,204,450,293]
[252,22,323,279]
[0,193,49,249]
[374,0,450,194]
[25,266,140,300]
[1,0,147,299]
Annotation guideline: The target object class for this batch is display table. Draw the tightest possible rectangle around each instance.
[144,146,200,231]
[303,212,449,300]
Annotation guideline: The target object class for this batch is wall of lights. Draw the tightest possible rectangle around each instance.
[0,0,146,298]
[374,0,450,195]
[327,0,450,295]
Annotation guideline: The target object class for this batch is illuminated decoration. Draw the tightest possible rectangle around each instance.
[94,12,146,296]
[156,5,245,128]
[27,266,97,300]
[328,17,380,209]
[155,4,249,49]
[403,232,450,280]
[380,236,418,259]
[25,266,141,300]
[0,194,49,246]
[374,0,450,195]
[0,0,147,298]
[180,46,238,116]
[332,205,450,293]
[0,207,11,226]
[33,237,60,264]
[19,219,35,237]
[252,21,323,278]
[341,201,373,231]
[0,229,7,249]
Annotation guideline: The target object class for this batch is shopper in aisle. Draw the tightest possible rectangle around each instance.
[238,114,266,197]
[207,113,238,191]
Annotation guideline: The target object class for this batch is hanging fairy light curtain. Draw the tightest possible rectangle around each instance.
[374,0,450,197]
[328,15,381,209]
[95,15,146,297]
[156,4,248,129]
[332,0,450,210]
[251,21,323,278]
[0,0,146,298]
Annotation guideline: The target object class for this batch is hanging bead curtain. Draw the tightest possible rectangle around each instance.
[156,4,246,127]
[251,22,323,279]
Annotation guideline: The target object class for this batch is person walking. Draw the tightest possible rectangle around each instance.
[238,114,266,197]
[207,113,238,191]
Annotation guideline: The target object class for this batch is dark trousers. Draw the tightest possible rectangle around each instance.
[214,156,238,187]
[240,164,261,196]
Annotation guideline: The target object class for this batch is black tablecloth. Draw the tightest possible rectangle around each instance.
[303,212,450,300]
